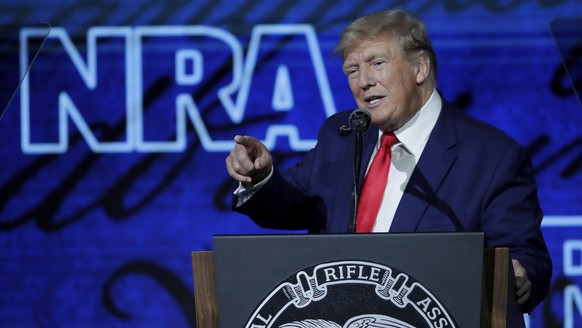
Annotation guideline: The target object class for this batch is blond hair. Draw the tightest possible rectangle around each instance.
[335,9,437,87]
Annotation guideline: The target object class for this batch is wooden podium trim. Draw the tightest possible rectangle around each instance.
[192,251,218,328]
[193,248,513,328]
[480,247,510,328]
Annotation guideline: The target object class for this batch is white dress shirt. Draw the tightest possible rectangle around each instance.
[370,89,442,232]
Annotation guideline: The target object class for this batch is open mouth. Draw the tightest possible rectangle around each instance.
[365,95,383,106]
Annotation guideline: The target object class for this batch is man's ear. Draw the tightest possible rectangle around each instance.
[414,53,430,85]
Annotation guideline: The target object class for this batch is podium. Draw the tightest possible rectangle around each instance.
[192,233,524,328]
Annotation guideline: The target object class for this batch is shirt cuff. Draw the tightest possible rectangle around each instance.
[233,166,274,207]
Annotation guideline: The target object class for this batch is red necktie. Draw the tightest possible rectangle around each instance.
[356,132,398,232]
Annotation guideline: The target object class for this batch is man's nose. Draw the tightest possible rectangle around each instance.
[358,67,375,89]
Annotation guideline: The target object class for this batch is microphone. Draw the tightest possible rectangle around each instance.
[338,109,371,233]
[339,108,371,136]
[350,108,371,132]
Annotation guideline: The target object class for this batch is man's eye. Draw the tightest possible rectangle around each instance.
[347,69,359,78]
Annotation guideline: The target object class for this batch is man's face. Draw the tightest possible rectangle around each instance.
[343,36,428,132]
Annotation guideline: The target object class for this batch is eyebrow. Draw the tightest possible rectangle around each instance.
[343,51,389,70]
[363,52,387,63]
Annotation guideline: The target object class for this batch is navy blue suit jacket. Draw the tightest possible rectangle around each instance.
[235,98,552,311]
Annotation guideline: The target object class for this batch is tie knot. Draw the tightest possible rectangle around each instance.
[380,132,398,149]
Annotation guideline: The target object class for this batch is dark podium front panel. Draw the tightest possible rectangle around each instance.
[213,232,484,328]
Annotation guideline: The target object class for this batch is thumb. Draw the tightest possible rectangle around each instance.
[254,156,269,170]
[512,259,526,277]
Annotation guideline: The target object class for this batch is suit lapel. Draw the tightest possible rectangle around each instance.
[358,126,380,189]
[389,102,459,232]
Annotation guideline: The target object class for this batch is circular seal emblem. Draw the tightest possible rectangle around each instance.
[245,260,457,328]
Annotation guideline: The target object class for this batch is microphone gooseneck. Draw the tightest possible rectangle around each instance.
[349,131,363,233]
[339,108,371,233]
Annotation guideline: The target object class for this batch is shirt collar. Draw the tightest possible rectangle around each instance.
[388,89,442,156]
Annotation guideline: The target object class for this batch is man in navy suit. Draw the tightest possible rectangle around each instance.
[226,9,551,312]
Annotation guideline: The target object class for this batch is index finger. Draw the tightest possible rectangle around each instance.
[234,135,258,149]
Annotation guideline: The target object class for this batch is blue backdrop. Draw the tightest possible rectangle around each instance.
[1,1,581,327]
